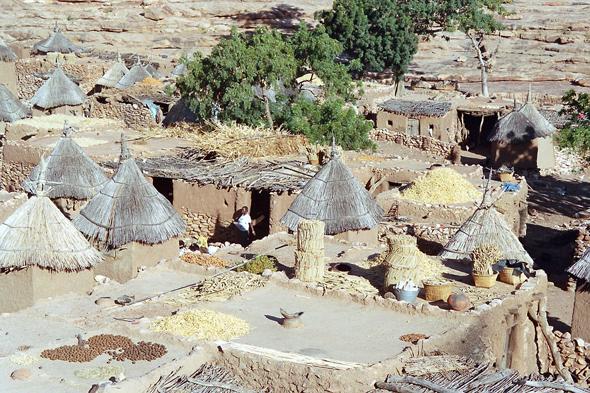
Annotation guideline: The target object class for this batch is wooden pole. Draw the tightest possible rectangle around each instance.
[295,220,325,282]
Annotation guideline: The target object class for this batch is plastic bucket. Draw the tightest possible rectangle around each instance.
[393,288,419,303]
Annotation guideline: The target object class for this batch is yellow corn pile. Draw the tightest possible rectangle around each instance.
[151,309,249,340]
[399,168,481,204]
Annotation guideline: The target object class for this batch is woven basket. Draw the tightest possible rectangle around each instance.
[472,272,498,288]
[498,172,513,182]
[424,283,452,301]
[499,268,525,285]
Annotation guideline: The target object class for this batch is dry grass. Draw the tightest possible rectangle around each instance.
[150,309,249,340]
[152,121,308,158]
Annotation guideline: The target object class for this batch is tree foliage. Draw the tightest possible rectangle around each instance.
[317,0,508,90]
[555,89,590,153]
[175,23,374,150]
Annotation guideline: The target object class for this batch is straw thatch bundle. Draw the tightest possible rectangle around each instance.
[30,64,86,109]
[295,219,325,282]
[73,135,186,248]
[33,21,86,54]
[439,195,533,266]
[518,87,557,137]
[378,99,452,117]
[568,248,590,282]
[0,157,102,271]
[0,38,17,61]
[96,55,129,88]
[21,123,109,199]
[281,145,384,235]
[0,83,31,122]
[383,234,419,288]
[115,64,151,90]
[471,244,501,275]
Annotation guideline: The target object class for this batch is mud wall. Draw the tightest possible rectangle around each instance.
[1,141,48,192]
[269,191,297,235]
[375,111,455,143]
[492,137,555,169]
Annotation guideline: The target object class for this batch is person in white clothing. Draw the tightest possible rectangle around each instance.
[234,206,255,247]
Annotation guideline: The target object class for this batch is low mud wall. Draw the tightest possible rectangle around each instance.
[370,128,454,158]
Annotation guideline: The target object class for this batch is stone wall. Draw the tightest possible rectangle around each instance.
[370,128,454,158]
[89,96,156,129]
[1,161,34,193]
[181,207,238,244]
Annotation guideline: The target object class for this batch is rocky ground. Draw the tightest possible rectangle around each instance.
[1,0,589,99]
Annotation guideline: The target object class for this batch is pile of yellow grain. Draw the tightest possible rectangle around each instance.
[139,77,164,86]
[150,309,249,340]
[180,253,228,268]
[399,168,481,204]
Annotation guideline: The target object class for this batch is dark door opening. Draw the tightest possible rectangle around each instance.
[461,113,498,150]
[250,190,271,239]
[152,177,173,203]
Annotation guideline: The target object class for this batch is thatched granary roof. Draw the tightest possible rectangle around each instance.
[280,145,384,235]
[0,83,31,122]
[144,63,164,79]
[115,63,151,90]
[487,110,541,144]
[0,157,102,271]
[0,38,17,61]
[378,99,452,117]
[33,21,86,54]
[73,135,186,248]
[170,62,187,77]
[568,249,590,282]
[96,55,129,88]
[30,64,86,109]
[21,123,109,199]
[162,98,198,127]
[439,193,533,266]
[518,88,557,137]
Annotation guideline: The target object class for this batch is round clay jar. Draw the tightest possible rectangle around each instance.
[447,293,470,311]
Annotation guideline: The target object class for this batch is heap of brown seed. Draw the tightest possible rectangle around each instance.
[40,334,167,363]
[40,345,100,363]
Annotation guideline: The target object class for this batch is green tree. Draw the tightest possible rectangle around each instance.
[555,89,590,153]
[176,26,296,129]
[317,0,508,96]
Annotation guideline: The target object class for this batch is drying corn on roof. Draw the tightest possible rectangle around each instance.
[151,309,249,340]
[399,168,481,204]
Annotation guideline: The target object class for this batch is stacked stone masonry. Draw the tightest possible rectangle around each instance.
[370,128,454,158]
[182,207,238,244]
[89,96,156,129]
[1,162,33,193]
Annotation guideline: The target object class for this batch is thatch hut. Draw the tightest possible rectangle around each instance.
[33,21,86,54]
[21,123,109,216]
[95,53,129,90]
[144,62,164,80]
[115,61,151,90]
[376,99,455,142]
[280,143,384,244]
[488,96,556,169]
[0,38,18,96]
[439,192,533,266]
[73,135,186,282]
[567,251,590,342]
[0,157,102,313]
[30,63,86,116]
[169,62,187,78]
[162,97,198,127]
[0,83,31,122]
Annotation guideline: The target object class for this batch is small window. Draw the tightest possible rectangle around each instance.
[387,120,393,126]
[428,125,434,137]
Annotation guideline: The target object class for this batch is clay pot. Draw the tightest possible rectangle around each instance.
[447,293,470,311]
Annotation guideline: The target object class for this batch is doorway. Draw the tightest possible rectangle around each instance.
[152,177,173,203]
[250,190,271,239]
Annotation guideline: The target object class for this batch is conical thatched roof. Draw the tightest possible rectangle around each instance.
[518,87,557,137]
[162,97,198,127]
[439,193,533,266]
[115,63,151,90]
[73,134,186,248]
[280,145,384,235]
[0,83,31,122]
[0,38,17,61]
[33,21,86,54]
[144,63,164,79]
[30,64,86,109]
[21,123,109,199]
[487,109,541,144]
[170,62,187,77]
[0,157,102,272]
[96,54,129,88]
[568,249,590,282]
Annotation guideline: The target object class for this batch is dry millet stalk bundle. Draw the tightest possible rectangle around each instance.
[471,244,502,275]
